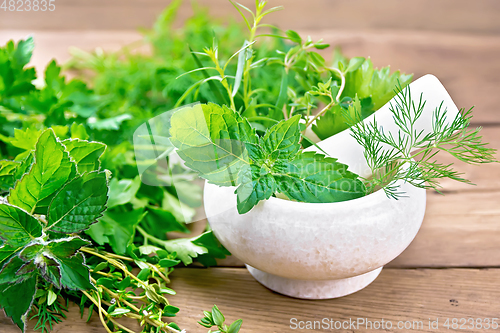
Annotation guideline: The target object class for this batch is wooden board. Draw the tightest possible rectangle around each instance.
[1,0,500,35]
[1,1,500,332]
[3,267,500,333]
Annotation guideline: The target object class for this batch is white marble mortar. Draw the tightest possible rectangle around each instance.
[204,75,460,299]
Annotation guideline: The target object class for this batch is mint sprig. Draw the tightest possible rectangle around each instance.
[169,103,366,214]
[0,129,109,331]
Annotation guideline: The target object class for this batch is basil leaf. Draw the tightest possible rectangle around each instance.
[46,171,108,234]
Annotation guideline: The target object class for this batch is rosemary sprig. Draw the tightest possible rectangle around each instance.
[349,84,497,198]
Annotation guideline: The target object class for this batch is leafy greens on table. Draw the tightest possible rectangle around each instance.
[0,0,496,332]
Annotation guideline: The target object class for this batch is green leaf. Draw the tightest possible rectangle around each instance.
[8,129,76,214]
[62,138,106,173]
[107,176,141,208]
[158,258,181,268]
[162,237,209,265]
[0,160,19,192]
[70,122,89,140]
[228,319,243,333]
[211,305,225,326]
[47,237,91,257]
[260,115,301,160]
[169,103,257,187]
[273,68,288,120]
[232,40,251,97]
[86,208,146,254]
[137,268,150,281]
[47,289,57,306]
[13,152,34,183]
[55,252,94,291]
[0,255,32,285]
[236,166,276,214]
[286,30,302,44]
[0,203,42,247]
[345,57,365,73]
[1,127,41,151]
[0,243,22,269]
[109,308,130,317]
[46,171,108,234]
[193,231,229,259]
[144,206,190,235]
[273,151,366,202]
[0,276,37,331]
[13,36,35,68]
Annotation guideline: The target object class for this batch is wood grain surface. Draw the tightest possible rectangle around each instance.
[1,0,499,332]
[2,268,500,333]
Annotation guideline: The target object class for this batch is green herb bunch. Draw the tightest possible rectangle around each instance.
[181,0,412,142]
[168,103,366,214]
[0,128,237,333]
[0,128,109,330]
[348,85,497,198]
[198,305,242,333]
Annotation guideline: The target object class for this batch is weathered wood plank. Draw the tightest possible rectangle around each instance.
[1,0,500,35]
[3,267,498,332]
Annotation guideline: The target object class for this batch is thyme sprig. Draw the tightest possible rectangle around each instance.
[349,84,497,198]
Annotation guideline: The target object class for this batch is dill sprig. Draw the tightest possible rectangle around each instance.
[349,84,497,198]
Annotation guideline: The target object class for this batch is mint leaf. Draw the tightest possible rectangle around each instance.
[107,176,141,208]
[260,115,301,160]
[55,252,94,290]
[62,138,105,173]
[46,171,108,233]
[274,152,366,202]
[236,165,277,214]
[18,243,63,288]
[47,237,91,257]
[169,103,257,187]
[0,255,31,285]
[0,244,22,269]
[13,152,34,182]
[0,276,36,331]
[8,129,76,214]
[0,203,42,247]
[0,160,18,192]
